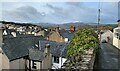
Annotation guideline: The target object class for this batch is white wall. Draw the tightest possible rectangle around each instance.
[52,57,67,69]
[113,37,120,49]
[30,60,41,70]
[113,27,120,49]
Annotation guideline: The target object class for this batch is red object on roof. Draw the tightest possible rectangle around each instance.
[70,26,75,31]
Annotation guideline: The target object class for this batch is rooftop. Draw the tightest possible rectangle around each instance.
[2,35,69,61]
[2,36,44,61]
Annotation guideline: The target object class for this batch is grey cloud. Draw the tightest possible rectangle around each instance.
[118,1,120,19]
[2,6,44,23]
[46,3,100,23]
[2,2,118,24]
[66,2,83,7]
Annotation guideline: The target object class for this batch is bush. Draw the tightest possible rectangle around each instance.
[67,28,99,58]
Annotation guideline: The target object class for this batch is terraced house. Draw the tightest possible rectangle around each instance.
[0,31,52,70]
[47,27,74,42]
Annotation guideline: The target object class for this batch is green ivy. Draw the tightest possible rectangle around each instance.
[67,28,99,58]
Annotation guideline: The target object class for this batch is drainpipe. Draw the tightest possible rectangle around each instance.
[40,62,42,70]
[29,59,31,71]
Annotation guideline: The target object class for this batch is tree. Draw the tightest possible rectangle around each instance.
[67,28,99,58]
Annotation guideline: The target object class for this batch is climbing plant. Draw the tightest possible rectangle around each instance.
[67,28,99,58]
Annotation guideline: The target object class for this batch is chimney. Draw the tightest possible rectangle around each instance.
[70,26,75,31]
[39,40,41,50]
[55,27,59,32]
[44,44,50,54]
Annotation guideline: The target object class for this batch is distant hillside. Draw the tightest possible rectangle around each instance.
[1,21,117,29]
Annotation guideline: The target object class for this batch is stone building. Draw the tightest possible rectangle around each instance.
[47,28,74,42]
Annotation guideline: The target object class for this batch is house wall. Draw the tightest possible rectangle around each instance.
[30,60,41,70]
[0,48,3,71]
[119,39,120,49]
[52,57,67,69]
[29,53,52,70]
[42,53,52,69]
[10,58,25,69]
[113,37,120,49]
[101,31,113,44]
[0,48,10,70]
[2,53,10,69]
[113,27,120,49]
[48,31,64,42]
[113,37,118,47]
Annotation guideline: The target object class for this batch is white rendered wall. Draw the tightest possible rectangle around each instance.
[52,57,67,69]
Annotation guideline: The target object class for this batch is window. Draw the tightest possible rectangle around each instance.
[117,33,119,38]
[54,56,59,63]
[32,61,37,69]
[114,33,119,38]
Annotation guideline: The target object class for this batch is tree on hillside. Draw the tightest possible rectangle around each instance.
[67,28,99,58]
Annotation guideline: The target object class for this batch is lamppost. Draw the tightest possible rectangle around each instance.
[98,9,101,42]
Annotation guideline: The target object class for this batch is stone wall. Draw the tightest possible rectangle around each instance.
[62,48,96,71]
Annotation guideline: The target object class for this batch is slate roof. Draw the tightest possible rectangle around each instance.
[2,35,69,61]
[29,48,45,62]
[2,36,44,61]
[59,30,74,40]
[38,40,69,58]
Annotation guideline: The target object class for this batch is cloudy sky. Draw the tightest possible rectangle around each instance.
[0,0,119,24]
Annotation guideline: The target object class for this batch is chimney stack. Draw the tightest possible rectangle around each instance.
[55,27,59,32]
[70,26,75,31]
[44,44,50,54]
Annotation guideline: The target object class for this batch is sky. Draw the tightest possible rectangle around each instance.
[0,0,120,24]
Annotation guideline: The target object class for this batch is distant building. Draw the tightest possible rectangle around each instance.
[47,27,74,42]
[34,30,45,37]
